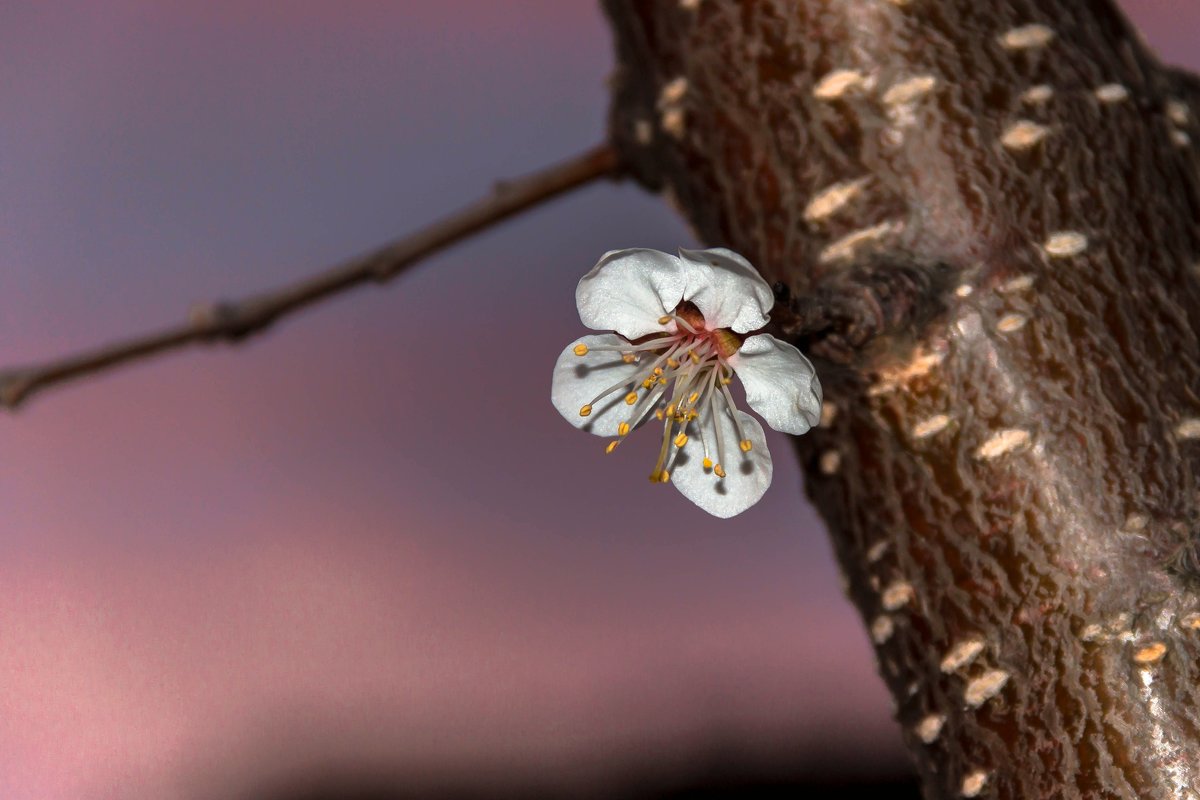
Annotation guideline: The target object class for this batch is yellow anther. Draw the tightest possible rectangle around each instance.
[618,422,630,437]
[660,470,671,483]
[573,343,589,356]
[579,404,593,417]
[655,409,665,420]
[666,404,676,417]
[721,376,733,385]
[739,439,753,452]
[624,392,638,405]
[658,377,667,385]
[653,367,664,375]
[688,410,699,420]
[649,470,662,483]
[658,314,672,324]
[702,457,713,470]
[622,353,637,364]
[605,441,619,454]
[687,392,700,404]
[667,358,680,369]
[642,378,654,389]
[689,351,700,364]
[714,464,726,478]
[674,433,689,447]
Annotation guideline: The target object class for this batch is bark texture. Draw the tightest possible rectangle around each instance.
[602,1,1200,797]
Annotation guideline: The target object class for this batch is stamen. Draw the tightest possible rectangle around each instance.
[584,367,657,410]
[573,343,589,356]
[620,380,669,445]
[674,433,689,447]
[669,314,700,335]
[712,400,729,472]
[720,383,751,446]
[624,392,638,405]
[622,353,637,364]
[584,337,683,355]
[658,314,672,324]
[685,363,722,474]
[631,339,688,381]
[650,405,676,481]
[605,441,619,454]
[618,422,630,437]
[579,404,593,417]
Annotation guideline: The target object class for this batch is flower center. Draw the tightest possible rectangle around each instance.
[573,302,754,484]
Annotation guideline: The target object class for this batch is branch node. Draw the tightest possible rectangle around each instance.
[368,253,397,283]
[0,370,32,410]
[775,258,956,364]
[188,301,226,333]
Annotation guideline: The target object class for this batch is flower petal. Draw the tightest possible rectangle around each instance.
[575,249,686,340]
[551,334,659,437]
[667,406,773,518]
[730,334,822,435]
[678,247,774,333]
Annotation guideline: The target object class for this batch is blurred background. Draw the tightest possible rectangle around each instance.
[1,2,1196,798]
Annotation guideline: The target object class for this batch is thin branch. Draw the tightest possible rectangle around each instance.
[0,143,621,411]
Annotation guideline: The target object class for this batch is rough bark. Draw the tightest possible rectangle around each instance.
[602,1,1200,797]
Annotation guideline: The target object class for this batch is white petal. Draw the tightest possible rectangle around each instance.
[668,406,773,518]
[731,334,822,435]
[678,247,774,333]
[551,334,656,437]
[575,249,686,340]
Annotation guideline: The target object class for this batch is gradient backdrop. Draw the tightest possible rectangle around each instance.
[2,2,1196,798]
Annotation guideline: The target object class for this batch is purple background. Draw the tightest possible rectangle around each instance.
[1,2,1196,797]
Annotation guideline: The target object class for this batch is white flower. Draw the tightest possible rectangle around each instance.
[551,247,822,518]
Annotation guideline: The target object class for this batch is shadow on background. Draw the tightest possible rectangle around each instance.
[251,770,920,800]
[242,744,920,800]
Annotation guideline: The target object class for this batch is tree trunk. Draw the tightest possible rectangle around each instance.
[601,1,1200,797]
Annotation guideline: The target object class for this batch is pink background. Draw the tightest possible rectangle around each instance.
[2,2,1196,797]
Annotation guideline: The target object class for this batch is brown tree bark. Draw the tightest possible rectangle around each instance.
[602,1,1200,797]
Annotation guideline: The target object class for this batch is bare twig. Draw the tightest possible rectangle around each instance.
[0,143,620,411]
